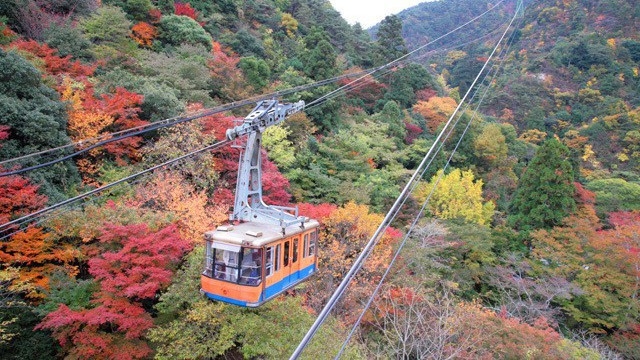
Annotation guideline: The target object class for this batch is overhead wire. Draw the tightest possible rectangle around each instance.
[290,1,521,357]
[0,0,511,275]
[0,139,231,232]
[306,0,507,109]
[0,72,373,177]
[334,10,526,358]
[0,175,149,241]
[0,0,507,177]
[303,19,511,113]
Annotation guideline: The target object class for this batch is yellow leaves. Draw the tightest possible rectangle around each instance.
[474,123,508,166]
[629,107,640,124]
[415,169,495,226]
[562,129,588,149]
[263,124,295,169]
[61,77,115,141]
[280,13,298,38]
[617,152,629,162]
[607,38,616,49]
[578,87,603,103]
[444,50,466,66]
[581,144,600,168]
[518,129,547,144]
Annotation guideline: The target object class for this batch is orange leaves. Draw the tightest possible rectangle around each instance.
[301,202,401,317]
[412,96,457,133]
[9,39,94,78]
[134,172,227,244]
[0,227,79,300]
[59,77,147,183]
[208,41,250,100]
[0,169,47,226]
[130,22,157,47]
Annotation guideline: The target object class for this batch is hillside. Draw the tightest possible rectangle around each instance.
[0,0,639,358]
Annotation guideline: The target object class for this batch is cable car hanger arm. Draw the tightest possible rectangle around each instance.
[226,99,307,232]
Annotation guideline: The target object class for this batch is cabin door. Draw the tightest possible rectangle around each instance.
[289,235,302,282]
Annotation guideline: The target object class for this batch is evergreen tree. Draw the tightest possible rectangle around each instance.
[0,49,79,201]
[508,138,576,231]
[304,39,337,80]
[374,15,407,65]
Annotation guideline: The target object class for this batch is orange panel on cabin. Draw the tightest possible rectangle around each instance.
[201,276,262,302]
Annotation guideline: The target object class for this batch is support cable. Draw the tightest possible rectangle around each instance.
[0,0,506,176]
[306,0,506,109]
[334,12,525,358]
[290,1,521,357]
[0,139,230,232]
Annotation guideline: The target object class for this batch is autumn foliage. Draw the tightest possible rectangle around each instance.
[130,22,157,47]
[302,202,401,319]
[174,2,199,20]
[0,168,47,227]
[60,77,147,183]
[37,223,189,359]
[9,39,94,78]
[412,96,457,133]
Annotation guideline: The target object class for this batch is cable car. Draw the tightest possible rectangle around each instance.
[200,100,319,307]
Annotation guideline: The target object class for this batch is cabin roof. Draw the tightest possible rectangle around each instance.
[205,219,320,247]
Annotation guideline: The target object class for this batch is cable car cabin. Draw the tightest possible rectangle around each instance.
[201,220,319,307]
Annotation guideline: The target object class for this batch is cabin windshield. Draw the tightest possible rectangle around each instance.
[203,241,262,286]
[239,247,262,285]
[214,246,239,282]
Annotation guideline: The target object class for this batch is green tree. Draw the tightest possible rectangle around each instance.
[0,49,79,201]
[79,6,131,44]
[586,178,640,214]
[43,21,93,60]
[238,56,271,90]
[263,125,295,170]
[508,138,576,231]
[474,123,508,168]
[374,15,407,65]
[103,0,153,21]
[382,63,432,108]
[377,101,406,144]
[157,15,212,51]
[304,39,337,80]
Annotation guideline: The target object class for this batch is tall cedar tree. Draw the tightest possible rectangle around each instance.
[508,138,576,231]
[375,15,407,65]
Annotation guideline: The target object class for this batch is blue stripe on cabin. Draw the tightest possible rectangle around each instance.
[263,263,316,300]
[203,292,248,307]
[202,263,316,307]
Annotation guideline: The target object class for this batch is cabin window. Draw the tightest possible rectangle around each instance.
[284,241,290,266]
[265,246,274,276]
[293,238,299,263]
[203,241,214,277]
[308,229,317,257]
[303,234,309,258]
[214,248,239,282]
[239,248,262,285]
[275,244,281,271]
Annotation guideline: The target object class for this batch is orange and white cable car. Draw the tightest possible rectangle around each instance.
[200,100,319,307]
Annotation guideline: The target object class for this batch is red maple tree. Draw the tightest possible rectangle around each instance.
[37,223,189,359]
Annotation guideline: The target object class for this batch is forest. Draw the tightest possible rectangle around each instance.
[0,0,639,358]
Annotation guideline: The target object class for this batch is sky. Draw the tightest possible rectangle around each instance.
[329,0,427,28]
